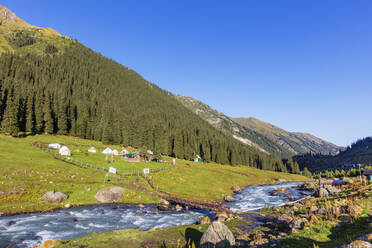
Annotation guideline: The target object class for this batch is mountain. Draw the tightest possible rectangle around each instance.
[174,95,293,157]
[234,117,342,156]
[293,136,372,171]
[0,5,72,55]
[174,95,341,157]
[0,5,290,172]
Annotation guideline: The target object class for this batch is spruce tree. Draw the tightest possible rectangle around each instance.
[1,91,19,136]
[43,93,54,134]
[25,94,35,133]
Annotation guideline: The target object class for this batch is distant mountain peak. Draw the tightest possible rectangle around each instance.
[0,5,68,54]
[0,5,26,25]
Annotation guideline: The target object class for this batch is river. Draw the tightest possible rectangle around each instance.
[0,182,309,247]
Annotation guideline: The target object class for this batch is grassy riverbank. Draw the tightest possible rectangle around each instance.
[0,134,308,215]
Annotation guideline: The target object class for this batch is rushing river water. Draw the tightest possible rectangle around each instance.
[226,182,312,212]
[0,182,310,247]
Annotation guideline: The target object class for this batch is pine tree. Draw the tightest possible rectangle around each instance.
[57,101,68,135]
[43,93,54,134]
[25,94,35,133]
[1,91,19,136]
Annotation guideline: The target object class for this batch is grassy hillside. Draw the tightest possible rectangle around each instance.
[0,5,73,54]
[234,117,342,156]
[294,136,372,171]
[0,134,308,215]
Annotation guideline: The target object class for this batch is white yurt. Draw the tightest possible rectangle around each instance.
[48,143,61,149]
[112,149,119,156]
[59,146,71,156]
[88,147,97,153]
[102,148,113,155]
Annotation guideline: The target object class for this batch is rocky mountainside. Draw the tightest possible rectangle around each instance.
[175,95,342,157]
[174,95,292,157]
[234,117,342,156]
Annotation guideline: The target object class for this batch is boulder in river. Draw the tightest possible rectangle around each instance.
[157,199,170,211]
[199,221,235,248]
[231,185,241,194]
[39,191,68,203]
[298,182,316,191]
[224,195,235,202]
[94,187,124,203]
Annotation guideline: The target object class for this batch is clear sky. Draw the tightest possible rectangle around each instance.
[3,0,372,146]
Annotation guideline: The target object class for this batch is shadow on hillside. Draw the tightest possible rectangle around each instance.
[278,216,370,248]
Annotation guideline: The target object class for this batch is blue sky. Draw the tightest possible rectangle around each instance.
[4,0,372,146]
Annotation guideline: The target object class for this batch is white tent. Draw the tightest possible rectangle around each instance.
[120,149,128,155]
[59,146,71,156]
[48,143,61,149]
[112,149,119,156]
[102,148,113,155]
[88,147,97,153]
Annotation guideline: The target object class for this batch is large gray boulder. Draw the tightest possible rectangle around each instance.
[200,221,235,248]
[39,191,68,203]
[315,188,329,198]
[95,187,124,203]
[324,184,340,195]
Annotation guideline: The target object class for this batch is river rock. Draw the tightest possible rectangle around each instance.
[231,185,241,194]
[216,211,228,222]
[138,204,145,208]
[310,205,318,213]
[315,188,329,198]
[199,221,235,248]
[224,195,235,202]
[298,182,316,191]
[64,204,72,209]
[342,177,354,185]
[288,217,307,233]
[157,199,170,211]
[175,204,183,212]
[94,187,124,203]
[39,191,68,203]
[340,240,372,248]
[324,185,340,195]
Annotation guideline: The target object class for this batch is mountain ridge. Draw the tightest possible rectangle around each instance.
[174,94,342,157]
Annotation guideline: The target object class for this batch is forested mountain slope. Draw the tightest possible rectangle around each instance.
[234,117,342,156]
[293,136,372,171]
[174,95,292,157]
[0,5,292,172]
